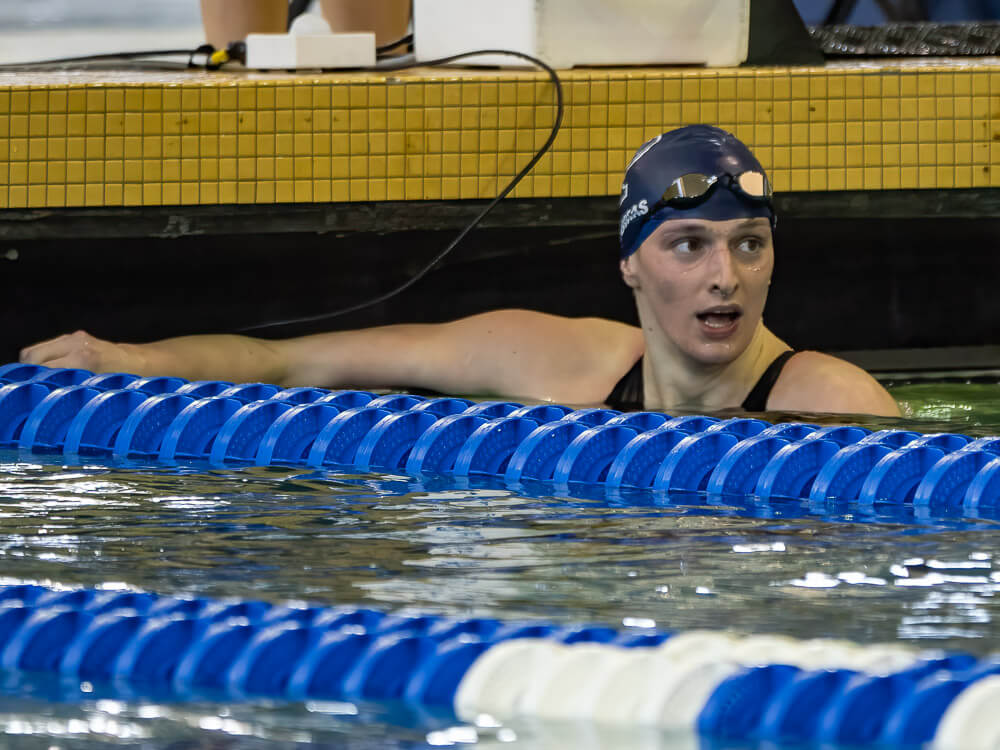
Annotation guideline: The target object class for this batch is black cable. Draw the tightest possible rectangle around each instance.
[0,43,561,333]
[0,49,211,70]
[376,33,414,54]
[237,49,564,333]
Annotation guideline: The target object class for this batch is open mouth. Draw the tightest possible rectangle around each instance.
[696,307,743,330]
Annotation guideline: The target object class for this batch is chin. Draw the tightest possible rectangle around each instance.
[687,339,748,366]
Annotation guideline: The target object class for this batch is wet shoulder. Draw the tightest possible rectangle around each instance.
[569,316,645,403]
[453,310,644,405]
[767,350,900,417]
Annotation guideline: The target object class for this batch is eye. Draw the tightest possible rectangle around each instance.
[734,236,764,255]
[671,238,701,255]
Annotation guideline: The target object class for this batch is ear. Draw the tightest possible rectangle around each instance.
[620,254,641,289]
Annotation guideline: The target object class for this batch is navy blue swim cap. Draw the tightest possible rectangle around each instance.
[618,125,774,258]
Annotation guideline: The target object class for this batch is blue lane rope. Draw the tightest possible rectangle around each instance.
[0,582,657,702]
[0,581,995,748]
[1,362,999,508]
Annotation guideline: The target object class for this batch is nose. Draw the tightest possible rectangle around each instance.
[708,243,739,298]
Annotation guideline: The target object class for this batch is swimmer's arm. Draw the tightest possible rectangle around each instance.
[280,309,644,402]
[20,311,644,402]
[766,351,901,418]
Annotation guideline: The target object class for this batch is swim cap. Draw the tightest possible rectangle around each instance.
[618,125,774,258]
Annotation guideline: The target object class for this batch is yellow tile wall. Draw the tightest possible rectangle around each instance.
[1,59,999,209]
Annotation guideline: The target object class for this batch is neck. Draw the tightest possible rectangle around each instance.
[637,306,788,411]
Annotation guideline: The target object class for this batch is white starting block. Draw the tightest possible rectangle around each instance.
[244,31,376,70]
[413,0,751,68]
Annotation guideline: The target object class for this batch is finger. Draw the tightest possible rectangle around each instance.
[20,331,91,365]
[28,354,90,371]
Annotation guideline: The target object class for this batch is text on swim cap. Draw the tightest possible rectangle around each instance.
[625,134,662,172]
[619,199,648,239]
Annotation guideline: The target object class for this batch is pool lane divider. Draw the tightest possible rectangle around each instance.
[1,363,999,508]
[0,581,996,748]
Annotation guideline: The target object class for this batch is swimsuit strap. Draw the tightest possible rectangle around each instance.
[607,350,797,412]
[605,355,644,411]
[740,350,796,412]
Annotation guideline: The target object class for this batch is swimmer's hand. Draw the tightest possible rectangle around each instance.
[18,331,285,383]
[20,330,141,374]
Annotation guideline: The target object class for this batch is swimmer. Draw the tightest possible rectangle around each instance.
[20,126,900,417]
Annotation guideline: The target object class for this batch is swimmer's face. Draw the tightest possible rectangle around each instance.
[619,216,774,366]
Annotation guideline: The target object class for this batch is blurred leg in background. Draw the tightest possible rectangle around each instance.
[316,0,410,47]
[200,0,288,49]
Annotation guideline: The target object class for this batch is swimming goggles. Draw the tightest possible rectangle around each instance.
[653,170,772,211]
[629,170,775,239]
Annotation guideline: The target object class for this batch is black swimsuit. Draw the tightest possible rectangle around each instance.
[605,350,796,412]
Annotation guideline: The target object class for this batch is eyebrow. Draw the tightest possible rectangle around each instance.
[657,218,770,236]
[657,222,713,235]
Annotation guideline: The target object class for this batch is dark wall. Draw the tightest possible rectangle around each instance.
[2,208,999,363]
[1,225,631,362]
[768,216,1000,352]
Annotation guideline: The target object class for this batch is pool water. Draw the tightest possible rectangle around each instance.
[1,379,999,748]
[889,378,1000,431]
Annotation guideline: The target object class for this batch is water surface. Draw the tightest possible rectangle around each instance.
[1,379,999,747]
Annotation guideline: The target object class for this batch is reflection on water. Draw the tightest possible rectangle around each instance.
[0,381,998,747]
[5,456,1000,649]
[1,457,1000,747]
[0,678,447,747]
[887,378,1000,433]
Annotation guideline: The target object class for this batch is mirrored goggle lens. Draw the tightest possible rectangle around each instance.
[736,171,770,198]
[662,173,717,201]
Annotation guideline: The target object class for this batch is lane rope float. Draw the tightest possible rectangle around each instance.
[0,581,994,749]
[1,362,998,509]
